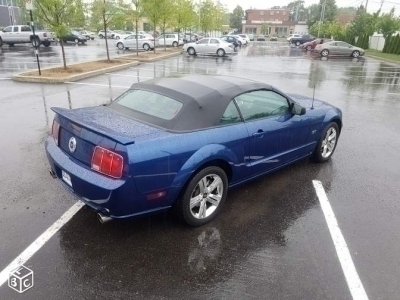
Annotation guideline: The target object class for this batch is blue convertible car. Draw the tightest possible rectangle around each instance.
[45,75,342,226]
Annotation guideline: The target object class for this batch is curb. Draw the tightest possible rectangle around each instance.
[12,61,140,84]
[366,54,400,66]
[116,50,182,62]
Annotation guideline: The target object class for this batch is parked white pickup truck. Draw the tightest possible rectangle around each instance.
[0,25,56,47]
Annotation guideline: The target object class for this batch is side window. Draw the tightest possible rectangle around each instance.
[337,42,349,47]
[21,26,31,32]
[3,26,12,32]
[13,26,19,32]
[235,90,289,121]
[219,101,242,125]
[210,39,219,44]
[197,38,209,44]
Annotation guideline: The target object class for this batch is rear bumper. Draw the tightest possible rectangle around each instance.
[45,137,137,218]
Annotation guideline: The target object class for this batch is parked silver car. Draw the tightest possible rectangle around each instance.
[314,41,365,58]
[182,38,234,57]
[115,34,155,51]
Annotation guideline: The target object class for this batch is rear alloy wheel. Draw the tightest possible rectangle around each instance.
[143,43,150,51]
[312,122,339,163]
[352,50,360,58]
[117,42,124,50]
[187,47,196,55]
[321,49,329,57]
[217,48,225,57]
[74,39,79,44]
[177,166,228,226]
[172,41,178,47]
[296,41,301,46]
[116,36,120,40]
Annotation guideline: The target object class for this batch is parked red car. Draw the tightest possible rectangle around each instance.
[301,38,329,51]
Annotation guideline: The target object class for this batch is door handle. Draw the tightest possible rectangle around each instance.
[252,130,265,138]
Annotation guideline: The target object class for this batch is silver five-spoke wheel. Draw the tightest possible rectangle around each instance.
[190,174,223,219]
[177,166,228,226]
[321,127,337,158]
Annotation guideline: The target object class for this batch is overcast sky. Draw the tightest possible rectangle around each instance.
[219,0,400,14]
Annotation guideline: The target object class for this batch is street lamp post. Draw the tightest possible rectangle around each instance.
[317,0,327,38]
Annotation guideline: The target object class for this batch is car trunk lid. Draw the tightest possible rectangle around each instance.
[52,106,164,167]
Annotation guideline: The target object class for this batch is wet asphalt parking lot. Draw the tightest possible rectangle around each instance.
[0,39,400,299]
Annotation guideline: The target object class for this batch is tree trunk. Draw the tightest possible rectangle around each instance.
[103,9,110,61]
[60,40,67,69]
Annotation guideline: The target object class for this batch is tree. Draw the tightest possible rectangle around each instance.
[322,0,337,23]
[35,0,76,69]
[229,5,243,32]
[70,0,86,28]
[131,0,143,56]
[159,0,174,50]
[287,0,306,21]
[175,0,196,36]
[199,0,215,34]
[143,0,163,53]
[376,8,400,40]
[91,0,126,61]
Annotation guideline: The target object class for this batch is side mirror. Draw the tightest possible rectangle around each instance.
[290,103,306,115]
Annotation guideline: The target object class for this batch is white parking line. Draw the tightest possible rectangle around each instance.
[313,180,368,300]
[0,201,84,287]
[105,73,154,78]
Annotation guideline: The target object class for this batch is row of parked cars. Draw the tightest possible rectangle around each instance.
[288,34,365,58]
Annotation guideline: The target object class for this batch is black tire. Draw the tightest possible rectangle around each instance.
[172,41,178,47]
[312,122,340,163]
[217,48,225,57]
[307,45,312,51]
[238,41,242,47]
[352,50,360,58]
[31,37,40,47]
[116,36,120,40]
[143,43,150,51]
[177,166,228,226]
[187,47,196,55]
[117,42,124,50]
[321,49,329,57]
[99,34,104,39]
[43,42,50,47]
[296,41,301,46]
[8,43,14,47]
[74,38,79,44]
[0,38,3,47]
[91,37,94,40]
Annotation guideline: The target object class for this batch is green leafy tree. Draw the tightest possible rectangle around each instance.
[159,0,175,50]
[322,0,338,22]
[71,0,86,28]
[176,0,196,35]
[199,0,215,34]
[376,8,400,40]
[307,4,320,27]
[91,0,126,60]
[143,0,163,53]
[229,5,243,32]
[35,0,76,69]
[131,0,143,56]
[287,1,306,21]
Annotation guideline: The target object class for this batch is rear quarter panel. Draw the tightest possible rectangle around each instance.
[127,123,250,207]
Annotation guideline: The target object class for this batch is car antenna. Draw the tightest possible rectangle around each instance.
[311,84,316,110]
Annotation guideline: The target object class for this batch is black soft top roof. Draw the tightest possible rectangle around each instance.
[109,75,272,131]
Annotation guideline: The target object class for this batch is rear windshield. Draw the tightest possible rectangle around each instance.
[115,89,183,120]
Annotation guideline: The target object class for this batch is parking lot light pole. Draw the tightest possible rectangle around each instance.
[26,0,41,75]
[29,10,41,75]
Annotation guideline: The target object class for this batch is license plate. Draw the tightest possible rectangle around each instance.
[62,170,72,187]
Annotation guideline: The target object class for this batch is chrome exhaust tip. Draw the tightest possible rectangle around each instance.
[98,213,112,224]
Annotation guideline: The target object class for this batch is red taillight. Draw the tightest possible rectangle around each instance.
[52,120,60,145]
[91,146,124,179]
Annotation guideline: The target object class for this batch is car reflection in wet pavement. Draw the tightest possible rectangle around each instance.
[1,41,400,300]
